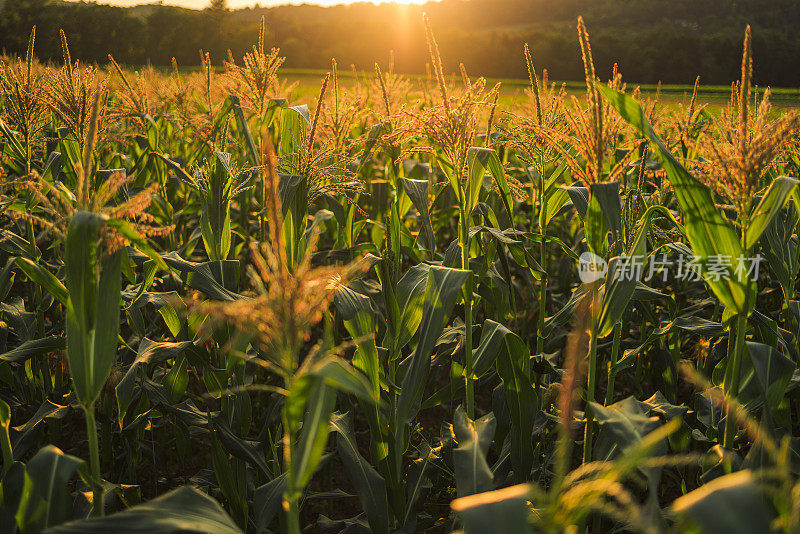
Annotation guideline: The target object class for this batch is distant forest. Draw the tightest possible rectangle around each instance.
[2,0,800,86]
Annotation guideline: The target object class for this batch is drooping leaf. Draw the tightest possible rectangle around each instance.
[289,377,336,490]
[44,486,243,534]
[401,178,436,253]
[0,336,65,364]
[13,258,68,306]
[16,446,83,533]
[388,263,430,354]
[116,339,195,427]
[671,470,773,534]
[451,405,495,497]
[745,176,799,250]
[395,267,469,431]
[330,413,389,534]
[599,85,749,314]
[493,325,537,483]
[253,474,287,533]
[451,484,531,534]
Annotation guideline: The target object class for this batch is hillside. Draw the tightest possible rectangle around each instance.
[2,0,800,85]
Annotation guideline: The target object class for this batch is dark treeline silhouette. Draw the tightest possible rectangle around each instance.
[2,0,800,86]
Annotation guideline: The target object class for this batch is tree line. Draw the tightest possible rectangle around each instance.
[2,0,800,86]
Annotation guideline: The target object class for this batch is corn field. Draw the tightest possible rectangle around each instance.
[2,14,800,534]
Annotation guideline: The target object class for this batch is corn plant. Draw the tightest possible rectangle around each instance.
[1,13,799,534]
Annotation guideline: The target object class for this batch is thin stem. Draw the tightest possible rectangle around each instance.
[582,327,598,464]
[723,211,752,448]
[461,205,475,419]
[84,405,104,516]
[537,238,547,355]
[723,311,748,448]
[553,410,573,494]
[282,404,302,534]
[537,159,547,354]
[391,175,402,284]
[604,321,623,405]
[1,423,12,475]
[285,495,301,534]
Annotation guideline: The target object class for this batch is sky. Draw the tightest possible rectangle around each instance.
[65,0,430,7]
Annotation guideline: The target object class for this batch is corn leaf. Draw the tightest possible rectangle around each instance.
[599,85,749,314]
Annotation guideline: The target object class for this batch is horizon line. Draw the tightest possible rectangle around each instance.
[62,0,435,9]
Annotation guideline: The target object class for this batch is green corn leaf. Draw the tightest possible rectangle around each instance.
[40,152,62,183]
[484,149,515,225]
[0,261,15,302]
[209,430,248,528]
[0,399,12,475]
[544,187,570,229]
[466,147,494,216]
[213,418,273,480]
[90,249,122,399]
[65,213,122,407]
[0,336,65,364]
[0,120,26,163]
[1,462,27,529]
[309,356,378,404]
[389,263,430,355]
[564,186,590,220]
[10,401,69,461]
[451,405,496,497]
[585,190,610,257]
[278,174,309,270]
[402,441,437,530]
[16,445,84,533]
[599,85,749,314]
[732,341,796,416]
[590,397,667,485]
[585,182,622,257]
[229,95,260,166]
[335,286,380,399]
[56,129,81,187]
[253,474,287,533]
[115,339,195,428]
[395,266,469,431]
[401,178,436,253]
[198,152,234,262]
[143,114,159,151]
[14,258,69,306]
[44,486,243,533]
[596,255,640,339]
[330,413,389,534]
[163,355,189,404]
[494,326,537,483]
[278,105,311,267]
[278,105,310,162]
[289,377,336,490]
[471,320,510,378]
[745,176,799,250]
[357,122,386,173]
[451,484,531,534]
[333,285,387,461]
[333,286,388,462]
[594,203,658,338]
[672,470,773,534]
[155,253,240,301]
[105,219,169,271]
[156,153,193,183]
